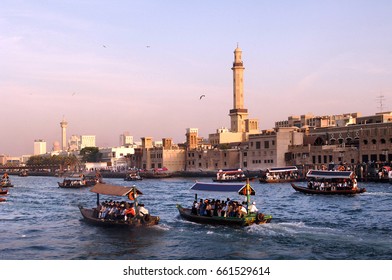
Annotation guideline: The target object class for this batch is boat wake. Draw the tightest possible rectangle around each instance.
[246,221,342,238]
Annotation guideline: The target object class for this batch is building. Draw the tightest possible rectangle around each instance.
[99,146,135,171]
[34,139,47,155]
[129,137,186,172]
[60,118,68,151]
[120,132,134,146]
[208,45,260,145]
[80,135,96,149]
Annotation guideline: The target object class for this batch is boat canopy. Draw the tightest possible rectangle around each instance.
[191,182,255,195]
[217,168,243,174]
[90,183,143,196]
[306,170,354,179]
[267,166,298,173]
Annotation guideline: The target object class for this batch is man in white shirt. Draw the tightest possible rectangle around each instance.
[249,201,258,213]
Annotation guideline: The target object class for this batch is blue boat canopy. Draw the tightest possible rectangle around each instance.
[191,181,255,195]
[306,170,354,179]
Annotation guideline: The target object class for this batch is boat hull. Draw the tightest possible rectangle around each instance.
[291,183,366,195]
[0,189,8,195]
[176,205,271,227]
[78,206,160,228]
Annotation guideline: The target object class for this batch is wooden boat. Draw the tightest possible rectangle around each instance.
[0,178,13,188]
[140,168,172,179]
[79,183,160,228]
[18,170,28,177]
[259,166,303,183]
[0,197,6,203]
[212,169,256,183]
[177,180,272,227]
[124,171,143,181]
[291,170,366,195]
[58,178,89,188]
[0,188,8,195]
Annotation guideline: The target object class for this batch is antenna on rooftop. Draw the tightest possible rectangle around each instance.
[376,93,386,113]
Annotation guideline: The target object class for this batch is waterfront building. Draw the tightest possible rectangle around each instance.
[99,146,135,171]
[130,137,186,172]
[245,127,304,170]
[33,139,47,155]
[60,118,68,151]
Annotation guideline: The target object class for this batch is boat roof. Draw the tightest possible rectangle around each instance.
[191,181,255,195]
[267,166,298,173]
[306,170,354,179]
[90,183,143,196]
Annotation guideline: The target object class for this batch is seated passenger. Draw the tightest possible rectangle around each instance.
[249,201,258,213]
[137,203,149,218]
[124,204,136,221]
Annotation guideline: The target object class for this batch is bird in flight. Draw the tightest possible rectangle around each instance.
[199,94,206,100]
[103,45,107,48]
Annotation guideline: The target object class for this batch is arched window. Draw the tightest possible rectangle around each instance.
[381,138,386,144]
[372,139,377,144]
[363,140,368,145]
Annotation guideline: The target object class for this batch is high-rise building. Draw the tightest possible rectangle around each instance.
[34,139,47,155]
[60,118,68,151]
[80,135,96,149]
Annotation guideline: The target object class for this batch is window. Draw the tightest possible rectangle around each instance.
[256,141,261,149]
[264,141,269,149]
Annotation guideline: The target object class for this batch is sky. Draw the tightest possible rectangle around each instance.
[1,0,392,156]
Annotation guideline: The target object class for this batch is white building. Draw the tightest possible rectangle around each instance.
[99,146,135,171]
[80,135,96,149]
[34,139,47,155]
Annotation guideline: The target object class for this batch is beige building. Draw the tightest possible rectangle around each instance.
[130,137,186,172]
[33,139,47,155]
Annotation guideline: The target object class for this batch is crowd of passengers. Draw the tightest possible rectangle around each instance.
[191,198,258,218]
[307,179,358,191]
[265,171,300,180]
[96,200,149,221]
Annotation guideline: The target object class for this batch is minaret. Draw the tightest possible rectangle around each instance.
[229,45,248,132]
[60,117,68,151]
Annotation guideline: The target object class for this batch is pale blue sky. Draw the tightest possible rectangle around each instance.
[1,0,392,155]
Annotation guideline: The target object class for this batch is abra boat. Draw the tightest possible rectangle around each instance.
[0,188,8,195]
[0,197,6,203]
[259,166,303,183]
[139,167,172,179]
[212,169,255,183]
[78,183,159,228]
[58,178,88,188]
[177,180,272,227]
[291,170,366,195]
[124,170,143,181]
[0,178,13,188]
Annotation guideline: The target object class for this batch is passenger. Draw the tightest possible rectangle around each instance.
[205,201,212,217]
[124,203,136,221]
[249,201,258,213]
[137,203,149,218]
[239,204,247,217]
[191,201,198,215]
[199,200,206,216]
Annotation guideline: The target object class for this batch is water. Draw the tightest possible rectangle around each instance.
[1,175,392,260]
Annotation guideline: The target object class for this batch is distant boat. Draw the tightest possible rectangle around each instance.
[212,168,255,183]
[0,188,8,195]
[291,170,366,195]
[139,167,172,179]
[0,178,13,188]
[177,180,272,227]
[259,166,303,183]
[124,170,143,181]
[58,178,89,188]
[18,170,28,177]
[0,197,6,203]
